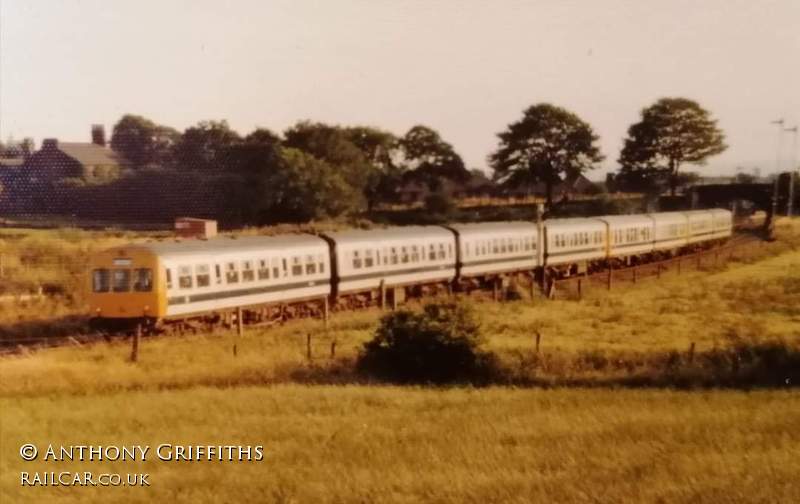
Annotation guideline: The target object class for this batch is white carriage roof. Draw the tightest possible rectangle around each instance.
[596,214,653,225]
[647,212,689,223]
[543,217,606,229]
[449,221,537,235]
[323,226,453,245]
[125,234,327,257]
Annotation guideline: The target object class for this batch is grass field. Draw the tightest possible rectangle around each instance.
[1,219,799,502]
[2,386,799,504]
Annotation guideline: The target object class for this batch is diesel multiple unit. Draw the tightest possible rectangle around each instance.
[88,209,732,330]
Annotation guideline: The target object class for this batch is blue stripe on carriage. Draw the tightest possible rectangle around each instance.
[168,279,331,306]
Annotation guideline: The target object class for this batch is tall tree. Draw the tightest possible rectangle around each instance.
[283,121,374,210]
[110,114,179,167]
[618,98,727,196]
[174,120,241,171]
[489,104,603,207]
[399,125,468,190]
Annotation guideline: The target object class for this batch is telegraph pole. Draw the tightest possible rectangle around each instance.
[770,119,785,219]
[786,126,798,217]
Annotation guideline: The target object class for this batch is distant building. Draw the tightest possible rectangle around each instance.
[396,170,497,204]
[22,126,129,183]
[499,173,599,199]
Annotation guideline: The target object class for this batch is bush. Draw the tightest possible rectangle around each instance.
[357,301,496,384]
[423,191,457,218]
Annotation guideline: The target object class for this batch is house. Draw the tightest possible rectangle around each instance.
[396,170,497,204]
[22,125,129,183]
[499,173,599,200]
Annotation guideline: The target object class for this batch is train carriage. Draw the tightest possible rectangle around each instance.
[449,222,539,278]
[322,226,457,299]
[710,209,734,240]
[599,214,655,259]
[684,210,715,244]
[88,235,331,329]
[543,218,607,271]
[648,212,689,252]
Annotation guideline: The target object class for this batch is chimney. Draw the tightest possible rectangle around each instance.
[91,124,106,146]
[42,138,59,150]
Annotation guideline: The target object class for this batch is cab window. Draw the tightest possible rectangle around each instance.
[92,269,110,292]
[112,269,131,292]
[133,268,153,292]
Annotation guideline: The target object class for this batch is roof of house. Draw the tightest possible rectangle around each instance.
[0,157,25,168]
[56,142,128,166]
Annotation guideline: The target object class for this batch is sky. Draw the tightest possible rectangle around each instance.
[1,0,798,179]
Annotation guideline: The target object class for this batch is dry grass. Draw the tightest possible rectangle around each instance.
[1,386,798,504]
[1,220,799,502]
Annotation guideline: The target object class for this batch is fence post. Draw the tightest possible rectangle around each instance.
[379,280,386,310]
[130,324,141,363]
[577,278,582,300]
[535,331,541,353]
[606,265,612,290]
[330,338,337,358]
[322,297,329,330]
[688,342,695,364]
[306,333,312,361]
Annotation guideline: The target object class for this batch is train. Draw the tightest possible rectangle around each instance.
[88,209,733,332]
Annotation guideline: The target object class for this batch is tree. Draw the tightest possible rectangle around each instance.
[264,148,361,222]
[489,104,603,207]
[174,120,241,171]
[618,98,727,196]
[110,114,179,167]
[399,125,468,190]
[283,121,376,210]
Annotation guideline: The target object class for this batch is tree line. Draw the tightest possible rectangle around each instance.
[2,96,727,226]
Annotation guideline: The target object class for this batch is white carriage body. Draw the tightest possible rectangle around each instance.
[450,221,539,277]
[543,218,607,266]
[151,235,331,317]
[326,226,457,294]
[684,210,715,244]
[648,212,689,251]
[710,209,733,240]
[598,214,655,258]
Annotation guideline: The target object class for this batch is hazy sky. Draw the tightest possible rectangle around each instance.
[1,0,798,178]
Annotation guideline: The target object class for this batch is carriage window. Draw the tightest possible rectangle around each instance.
[448,244,454,257]
[352,250,362,269]
[92,269,110,292]
[258,259,270,280]
[215,264,222,284]
[438,243,446,260]
[401,247,409,264]
[364,250,374,268]
[306,255,317,274]
[226,262,239,284]
[318,254,326,274]
[195,264,210,288]
[428,244,436,261]
[292,256,303,276]
[390,247,399,265]
[166,268,173,289]
[242,261,255,282]
[272,258,281,279]
[112,269,131,292]
[178,266,193,289]
[411,245,420,262]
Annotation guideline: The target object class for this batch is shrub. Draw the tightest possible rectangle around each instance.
[423,191,457,218]
[357,301,496,384]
